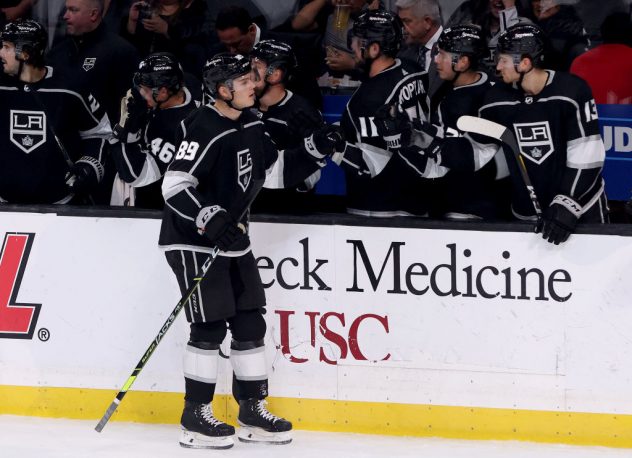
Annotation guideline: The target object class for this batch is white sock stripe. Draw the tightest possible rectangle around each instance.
[183,344,219,383]
[230,349,267,380]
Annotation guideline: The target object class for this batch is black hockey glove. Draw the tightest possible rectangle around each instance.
[540,195,582,245]
[65,157,104,195]
[196,206,243,251]
[287,109,324,140]
[305,124,345,159]
[374,103,411,151]
[398,139,441,176]
[114,87,149,140]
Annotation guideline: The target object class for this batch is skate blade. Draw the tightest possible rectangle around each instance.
[237,425,292,445]
[179,429,234,449]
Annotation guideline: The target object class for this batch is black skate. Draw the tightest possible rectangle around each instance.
[237,399,293,444]
[179,401,235,449]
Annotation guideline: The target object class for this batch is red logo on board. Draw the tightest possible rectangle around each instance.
[0,233,41,339]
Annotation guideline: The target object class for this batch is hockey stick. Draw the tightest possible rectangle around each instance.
[456,115,543,220]
[95,212,250,432]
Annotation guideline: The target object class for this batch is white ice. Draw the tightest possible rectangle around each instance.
[1,415,630,458]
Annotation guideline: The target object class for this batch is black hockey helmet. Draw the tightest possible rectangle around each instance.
[1,19,47,65]
[350,9,403,57]
[133,52,184,93]
[202,52,252,98]
[497,23,546,66]
[250,39,297,79]
[438,25,486,63]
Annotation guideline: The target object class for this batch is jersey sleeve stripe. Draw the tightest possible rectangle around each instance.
[162,171,199,200]
[566,135,605,167]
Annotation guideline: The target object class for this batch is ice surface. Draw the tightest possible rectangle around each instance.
[1,415,630,458]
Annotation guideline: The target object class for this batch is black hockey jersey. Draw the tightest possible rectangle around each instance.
[250,90,324,214]
[431,72,505,219]
[159,104,326,253]
[340,59,434,216]
[110,87,199,209]
[0,67,111,204]
[470,71,606,219]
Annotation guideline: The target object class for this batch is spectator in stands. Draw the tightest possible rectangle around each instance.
[324,0,373,80]
[50,0,139,123]
[446,0,526,73]
[574,0,628,44]
[570,12,632,105]
[124,0,211,75]
[530,0,588,71]
[214,6,323,108]
[49,0,139,204]
[213,4,263,54]
[290,0,334,33]
[396,0,443,99]
[1,0,32,27]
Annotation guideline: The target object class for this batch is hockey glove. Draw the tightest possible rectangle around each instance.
[305,124,345,159]
[540,195,582,245]
[398,139,441,176]
[287,109,324,140]
[65,156,105,195]
[374,103,411,151]
[196,206,243,251]
[114,87,149,140]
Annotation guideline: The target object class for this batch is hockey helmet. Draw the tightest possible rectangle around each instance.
[133,52,184,93]
[350,9,403,57]
[1,19,47,65]
[497,23,546,66]
[202,52,252,98]
[438,25,486,60]
[250,39,297,79]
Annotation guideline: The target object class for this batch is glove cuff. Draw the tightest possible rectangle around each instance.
[551,194,582,217]
[196,205,224,235]
[383,134,402,151]
[76,156,105,183]
[304,134,327,160]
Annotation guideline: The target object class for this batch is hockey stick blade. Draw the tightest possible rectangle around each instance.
[457,115,543,218]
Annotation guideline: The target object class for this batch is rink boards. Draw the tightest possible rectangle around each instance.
[1,208,632,447]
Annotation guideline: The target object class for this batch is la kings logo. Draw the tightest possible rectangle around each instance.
[10,110,46,154]
[82,57,96,71]
[237,149,252,191]
[513,121,554,165]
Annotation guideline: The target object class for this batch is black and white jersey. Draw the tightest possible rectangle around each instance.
[111,87,199,209]
[468,71,606,220]
[159,104,325,254]
[432,72,506,219]
[0,67,111,204]
[250,90,324,214]
[340,59,434,216]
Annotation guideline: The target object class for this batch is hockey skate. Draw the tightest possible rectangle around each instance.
[237,399,293,444]
[179,401,235,449]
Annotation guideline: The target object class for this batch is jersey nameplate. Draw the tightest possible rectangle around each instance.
[513,121,554,165]
[10,110,46,154]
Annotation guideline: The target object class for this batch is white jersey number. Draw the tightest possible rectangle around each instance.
[175,141,200,161]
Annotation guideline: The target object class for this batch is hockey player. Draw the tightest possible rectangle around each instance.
[159,53,343,449]
[249,38,325,214]
[0,19,111,204]
[340,9,440,217]
[429,24,508,220]
[439,23,608,243]
[109,52,199,208]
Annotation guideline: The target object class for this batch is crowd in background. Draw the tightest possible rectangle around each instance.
[0,0,631,221]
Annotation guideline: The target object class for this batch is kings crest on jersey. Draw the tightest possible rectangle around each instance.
[9,109,46,153]
[513,120,554,164]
